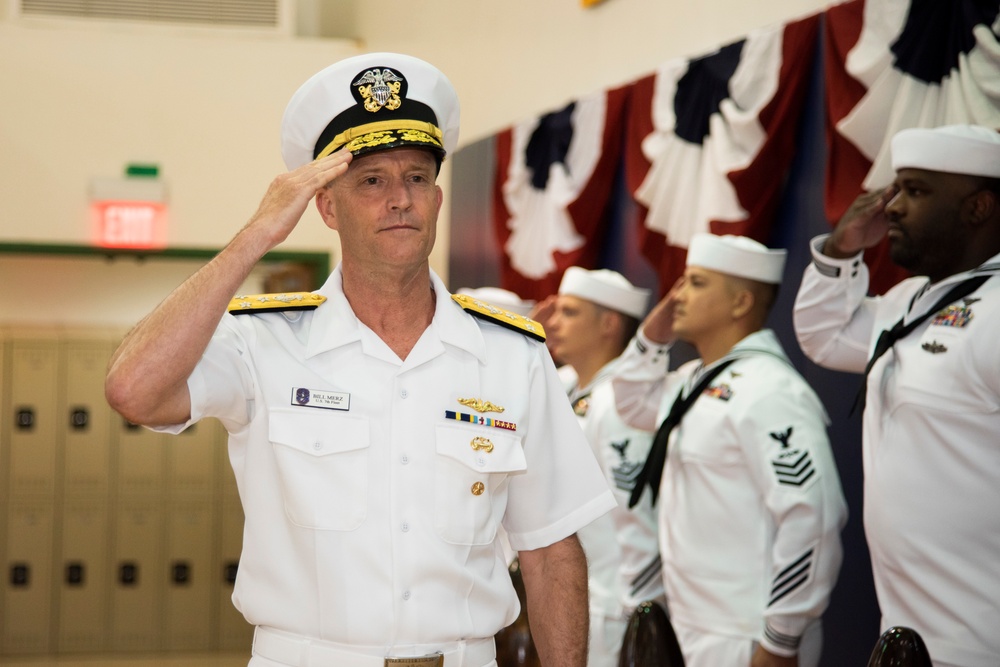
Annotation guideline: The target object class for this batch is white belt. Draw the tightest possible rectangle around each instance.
[252,627,497,667]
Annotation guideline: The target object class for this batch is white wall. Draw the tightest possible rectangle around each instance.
[0,0,833,326]
[0,17,360,253]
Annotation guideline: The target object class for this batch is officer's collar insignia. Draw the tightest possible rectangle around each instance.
[931,304,974,328]
[228,292,326,314]
[451,294,546,342]
[705,383,733,401]
[921,340,948,354]
[458,397,505,414]
[572,396,590,416]
[445,410,516,431]
[353,67,404,113]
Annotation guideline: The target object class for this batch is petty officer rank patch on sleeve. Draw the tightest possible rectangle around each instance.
[769,427,816,488]
[610,439,643,493]
[451,294,545,342]
[228,293,327,314]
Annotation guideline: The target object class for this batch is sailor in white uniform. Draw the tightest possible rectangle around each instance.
[613,234,847,667]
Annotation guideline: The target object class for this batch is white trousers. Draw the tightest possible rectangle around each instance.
[673,621,823,667]
[587,613,630,667]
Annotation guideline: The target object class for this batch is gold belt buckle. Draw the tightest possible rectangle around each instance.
[384,655,444,667]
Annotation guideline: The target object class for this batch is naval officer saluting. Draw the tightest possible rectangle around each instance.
[106,52,616,667]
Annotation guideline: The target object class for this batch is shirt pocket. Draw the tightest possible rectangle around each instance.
[894,328,995,414]
[674,400,743,466]
[269,408,369,531]
[433,423,527,546]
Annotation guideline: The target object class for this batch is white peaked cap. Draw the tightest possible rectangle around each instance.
[456,287,536,317]
[891,124,1000,178]
[281,52,460,170]
[686,233,786,284]
[558,267,651,319]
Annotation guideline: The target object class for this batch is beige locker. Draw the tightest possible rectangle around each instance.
[2,499,55,654]
[62,342,114,497]
[216,498,253,651]
[0,332,7,651]
[109,499,164,651]
[167,420,219,497]
[163,497,215,650]
[116,417,166,497]
[6,340,60,497]
[55,497,111,652]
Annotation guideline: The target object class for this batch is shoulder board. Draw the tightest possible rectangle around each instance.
[228,293,327,315]
[451,293,545,342]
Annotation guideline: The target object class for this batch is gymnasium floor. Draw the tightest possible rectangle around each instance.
[0,652,250,667]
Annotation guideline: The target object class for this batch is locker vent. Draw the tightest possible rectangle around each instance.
[19,0,281,29]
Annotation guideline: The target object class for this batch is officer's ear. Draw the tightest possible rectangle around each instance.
[315,186,339,231]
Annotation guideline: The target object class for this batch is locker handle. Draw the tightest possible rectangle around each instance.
[10,563,30,586]
[172,561,191,585]
[70,407,89,430]
[119,561,139,586]
[15,407,34,431]
[66,561,85,586]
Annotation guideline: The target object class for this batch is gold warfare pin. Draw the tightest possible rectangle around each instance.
[457,397,505,413]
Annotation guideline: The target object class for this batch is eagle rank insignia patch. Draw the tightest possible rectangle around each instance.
[451,294,546,342]
[228,293,327,314]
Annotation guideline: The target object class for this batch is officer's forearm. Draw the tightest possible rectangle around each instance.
[518,534,589,667]
[105,227,268,426]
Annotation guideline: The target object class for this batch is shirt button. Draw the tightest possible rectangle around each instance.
[313,442,323,451]
[400,389,409,398]
[400,455,409,465]
[476,456,486,467]
[401,521,410,532]
[402,591,411,601]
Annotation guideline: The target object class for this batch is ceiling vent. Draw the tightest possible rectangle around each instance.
[18,0,285,30]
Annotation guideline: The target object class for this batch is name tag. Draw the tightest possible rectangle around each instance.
[291,388,350,411]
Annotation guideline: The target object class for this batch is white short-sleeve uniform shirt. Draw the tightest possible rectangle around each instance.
[158,267,615,648]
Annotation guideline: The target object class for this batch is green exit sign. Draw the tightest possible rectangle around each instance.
[125,163,159,178]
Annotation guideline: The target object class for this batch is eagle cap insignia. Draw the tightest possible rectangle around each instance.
[353,67,404,113]
[458,397,505,414]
